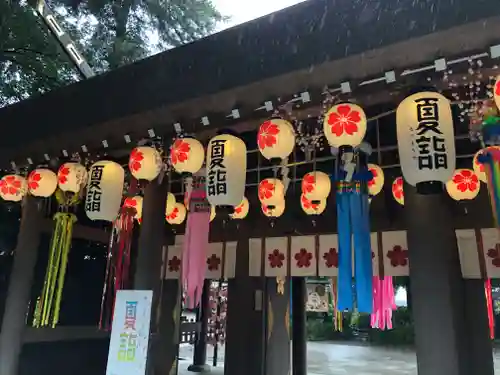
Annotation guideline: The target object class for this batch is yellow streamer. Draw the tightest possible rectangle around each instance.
[33,212,77,328]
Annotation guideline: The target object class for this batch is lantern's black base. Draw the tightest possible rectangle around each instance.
[415,181,443,195]
[187,364,211,372]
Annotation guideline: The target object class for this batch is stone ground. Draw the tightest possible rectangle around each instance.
[178,342,500,374]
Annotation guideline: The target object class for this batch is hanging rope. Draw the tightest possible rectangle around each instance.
[33,212,77,328]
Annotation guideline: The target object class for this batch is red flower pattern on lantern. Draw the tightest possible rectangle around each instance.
[123,197,137,208]
[295,248,312,268]
[129,148,144,172]
[0,176,22,196]
[170,139,191,165]
[234,203,243,214]
[368,168,378,187]
[207,254,221,271]
[301,195,318,210]
[452,169,479,192]
[258,121,280,150]
[387,245,409,267]
[323,248,338,268]
[474,156,485,173]
[168,256,181,272]
[301,173,315,194]
[58,165,70,185]
[28,171,41,190]
[268,249,285,268]
[259,179,276,201]
[487,246,500,268]
[495,80,500,96]
[166,207,179,221]
[392,177,404,201]
[327,104,361,137]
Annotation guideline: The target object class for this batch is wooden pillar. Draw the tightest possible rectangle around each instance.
[405,186,493,375]
[225,225,266,375]
[264,277,291,375]
[188,280,211,372]
[291,277,307,375]
[0,197,43,375]
[134,178,170,374]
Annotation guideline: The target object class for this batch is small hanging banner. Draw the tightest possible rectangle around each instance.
[106,290,153,375]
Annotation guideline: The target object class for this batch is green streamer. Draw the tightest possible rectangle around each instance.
[33,213,77,328]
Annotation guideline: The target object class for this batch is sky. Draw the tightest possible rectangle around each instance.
[213,0,307,30]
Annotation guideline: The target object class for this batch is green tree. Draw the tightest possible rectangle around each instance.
[0,0,225,105]
[0,0,77,106]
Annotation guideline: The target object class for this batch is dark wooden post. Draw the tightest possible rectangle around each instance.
[291,277,307,375]
[133,178,171,375]
[188,280,211,372]
[405,185,494,375]
[0,197,43,375]
[225,224,266,375]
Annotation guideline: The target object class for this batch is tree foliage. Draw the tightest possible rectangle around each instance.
[0,0,225,106]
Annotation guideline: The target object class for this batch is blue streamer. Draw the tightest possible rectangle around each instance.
[337,191,353,311]
[351,193,373,313]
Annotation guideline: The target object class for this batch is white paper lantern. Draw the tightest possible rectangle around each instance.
[258,178,285,206]
[446,169,480,201]
[58,163,87,193]
[205,134,247,207]
[0,175,27,202]
[262,200,285,218]
[123,196,143,221]
[231,197,249,219]
[128,146,162,181]
[367,164,384,196]
[257,119,295,160]
[323,103,367,147]
[166,202,187,225]
[300,195,326,215]
[396,92,455,186]
[170,138,205,174]
[28,169,57,197]
[301,171,331,201]
[85,161,125,222]
[392,177,404,206]
[494,75,500,112]
[210,205,216,222]
[165,193,176,216]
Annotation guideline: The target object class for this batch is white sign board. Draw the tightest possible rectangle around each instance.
[106,290,153,375]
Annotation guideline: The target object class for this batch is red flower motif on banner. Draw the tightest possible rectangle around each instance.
[28,171,41,190]
[327,104,361,136]
[258,121,280,150]
[295,248,312,268]
[323,248,338,268]
[387,245,409,267]
[495,80,500,96]
[168,256,181,272]
[301,173,315,194]
[392,177,404,200]
[486,246,500,268]
[301,195,318,210]
[58,165,70,185]
[368,168,377,187]
[129,148,144,172]
[0,176,22,196]
[452,169,479,192]
[207,254,221,271]
[259,179,275,201]
[170,139,191,165]
[166,207,179,221]
[268,249,285,268]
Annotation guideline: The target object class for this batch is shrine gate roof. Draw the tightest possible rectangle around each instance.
[0,0,499,167]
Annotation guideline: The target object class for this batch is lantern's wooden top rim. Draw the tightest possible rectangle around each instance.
[0,6,499,167]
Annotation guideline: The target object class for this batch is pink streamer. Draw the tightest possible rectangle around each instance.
[371,277,396,330]
[182,176,210,309]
